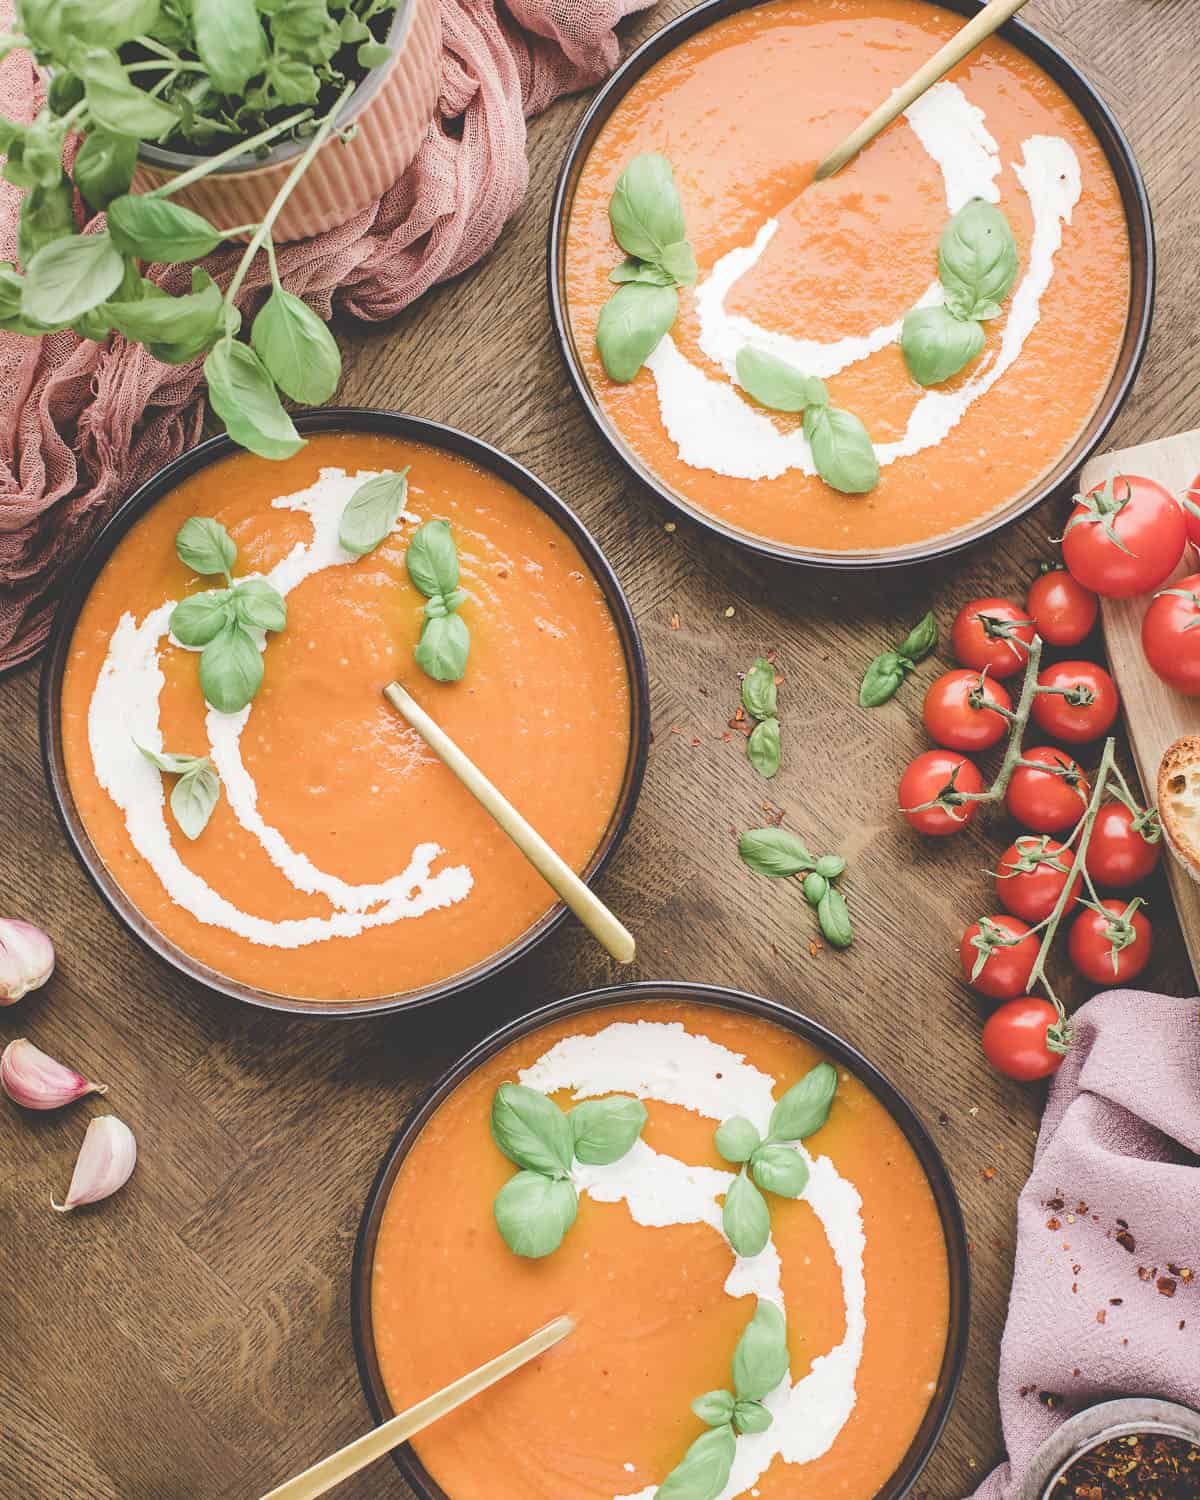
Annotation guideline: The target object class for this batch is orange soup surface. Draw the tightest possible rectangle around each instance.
[371,1000,951,1499]
[565,0,1132,552]
[61,433,632,1001]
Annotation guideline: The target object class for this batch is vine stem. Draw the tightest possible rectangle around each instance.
[956,634,1044,803]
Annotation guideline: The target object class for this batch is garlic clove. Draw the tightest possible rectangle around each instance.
[0,919,55,1002]
[52,1115,137,1213]
[1,1038,107,1111]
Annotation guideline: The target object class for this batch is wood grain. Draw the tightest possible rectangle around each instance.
[2,3,1198,1498]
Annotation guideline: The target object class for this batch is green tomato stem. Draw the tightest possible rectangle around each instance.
[953,634,1046,805]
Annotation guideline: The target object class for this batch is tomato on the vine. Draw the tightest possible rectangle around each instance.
[1030,660,1120,744]
[899,750,984,836]
[950,598,1035,678]
[1006,747,1090,832]
[1088,801,1161,887]
[922,670,1012,752]
[995,836,1082,923]
[1068,898,1152,984]
[1061,474,1186,598]
[959,914,1039,999]
[1141,573,1200,695]
[1026,569,1098,647]
[982,998,1066,1081]
[1184,471,1200,550]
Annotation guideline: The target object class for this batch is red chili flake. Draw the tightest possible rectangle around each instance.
[670,612,680,630]
[1047,1217,1062,1231]
[1072,1368,1081,1378]
[1158,1277,1178,1298]
[721,733,732,743]
[1138,1266,1153,1281]
[1072,1283,1078,1294]
[690,737,702,747]
[1047,1196,1066,1211]
[1096,1308,1107,1324]
[1168,1263,1182,1276]
[982,1166,996,1181]
[1051,1431,1200,1498]
[1116,1229,1136,1253]
[670,725,683,735]
[765,649,777,664]
[1110,1298,1124,1306]
[1180,1320,1187,1331]
[1182,1268,1194,1282]
[808,940,820,958]
[1073,1264,1082,1275]
[938,1111,950,1126]
[1076,1201,1089,1215]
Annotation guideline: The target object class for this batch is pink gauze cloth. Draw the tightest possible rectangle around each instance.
[972,989,1200,1500]
[0,0,654,673]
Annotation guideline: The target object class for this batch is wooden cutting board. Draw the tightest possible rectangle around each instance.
[1080,429,1200,980]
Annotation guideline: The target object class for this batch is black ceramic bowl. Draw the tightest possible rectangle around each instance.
[352,980,971,1500]
[39,410,650,1019]
[549,0,1155,569]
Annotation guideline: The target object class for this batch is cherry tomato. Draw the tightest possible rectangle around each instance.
[950,597,1035,678]
[1006,747,1090,833]
[1030,660,1120,744]
[1088,801,1161,887]
[982,998,1066,1081]
[1068,898,1152,985]
[922,670,1012,752]
[1061,474,1186,598]
[960,915,1040,999]
[1026,569,1098,647]
[1183,471,1200,550]
[995,835,1082,923]
[898,749,984,836]
[1141,573,1200,695]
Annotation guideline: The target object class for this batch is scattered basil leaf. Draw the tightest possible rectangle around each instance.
[72,127,137,211]
[170,762,221,840]
[199,619,264,714]
[690,1390,736,1428]
[750,1143,810,1199]
[493,1170,579,1260]
[406,518,460,598]
[22,232,125,325]
[136,743,207,778]
[899,610,938,662]
[714,1116,761,1165]
[170,588,233,646]
[232,578,287,633]
[803,403,880,496]
[814,853,846,880]
[746,716,780,779]
[859,649,906,708]
[768,1063,838,1143]
[802,872,827,906]
[741,657,777,720]
[736,347,828,414]
[75,46,179,140]
[609,153,687,264]
[655,1423,736,1500]
[250,287,341,404]
[204,339,305,462]
[108,193,223,264]
[818,887,854,950]
[738,828,815,878]
[490,1083,574,1179]
[731,1298,789,1402]
[733,1399,772,1436]
[414,612,470,683]
[939,198,1019,322]
[569,1096,647,1166]
[338,469,410,557]
[175,516,236,580]
[192,0,268,96]
[609,257,675,286]
[658,239,698,287]
[596,281,678,384]
[723,1168,770,1258]
[901,303,985,387]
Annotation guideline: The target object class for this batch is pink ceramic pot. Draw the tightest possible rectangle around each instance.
[129,0,442,243]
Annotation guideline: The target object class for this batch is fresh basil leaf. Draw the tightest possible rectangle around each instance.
[732,1298,789,1401]
[939,198,1019,321]
[339,469,410,558]
[768,1062,838,1143]
[171,589,233,645]
[250,288,341,404]
[901,304,985,387]
[733,1399,772,1435]
[741,657,777,721]
[192,0,267,94]
[690,1389,735,1428]
[106,267,223,354]
[232,577,287,633]
[714,1116,761,1165]
[340,11,370,41]
[171,763,221,840]
[199,621,263,714]
[898,610,938,662]
[0,263,61,335]
[405,518,460,598]
[66,0,161,48]
[608,257,675,287]
[815,854,846,880]
[76,47,179,140]
[737,827,814,878]
[415,612,470,683]
[493,1170,579,1260]
[609,153,686,263]
[859,649,906,707]
[47,71,85,117]
[802,872,828,906]
[490,1083,574,1178]
[818,887,854,950]
[136,742,207,777]
[357,40,391,68]
[72,127,137,211]
[176,517,236,579]
[722,1169,770,1258]
[656,1423,736,1500]
[204,339,304,461]
[596,281,678,384]
[804,403,879,496]
[108,194,223,263]
[20,113,68,191]
[17,180,74,269]
[265,55,320,106]
[746,716,780,779]
[659,239,697,287]
[736,347,828,414]
[569,1096,647,1166]
[22,231,125,325]
[750,1143,809,1199]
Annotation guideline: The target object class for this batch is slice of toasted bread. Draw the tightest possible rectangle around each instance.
[1157,736,1200,883]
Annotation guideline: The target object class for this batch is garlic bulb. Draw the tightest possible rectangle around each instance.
[0,919,55,1002]
[1,1039,107,1110]
[52,1115,136,1212]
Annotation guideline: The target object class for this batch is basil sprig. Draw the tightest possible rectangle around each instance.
[715,1063,837,1255]
[404,519,470,683]
[740,655,781,779]
[736,346,879,495]
[901,198,1018,387]
[338,468,411,558]
[859,610,938,707]
[596,153,696,383]
[135,742,221,839]
[168,517,287,714]
[738,831,854,950]
[490,1083,647,1259]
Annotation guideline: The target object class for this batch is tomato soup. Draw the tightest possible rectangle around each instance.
[564,0,1132,552]
[60,432,633,1001]
[370,999,952,1499]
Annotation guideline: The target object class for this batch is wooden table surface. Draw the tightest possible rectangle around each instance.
[3,3,1198,1496]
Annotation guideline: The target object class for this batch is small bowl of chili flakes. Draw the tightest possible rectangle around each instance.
[1018,1398,1200,1500]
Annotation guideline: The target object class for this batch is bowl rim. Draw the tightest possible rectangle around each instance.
[547,0,1156,570]
[1014,1396,1200,1500]
[351,979,972,1500]
[38,407,651,1019]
